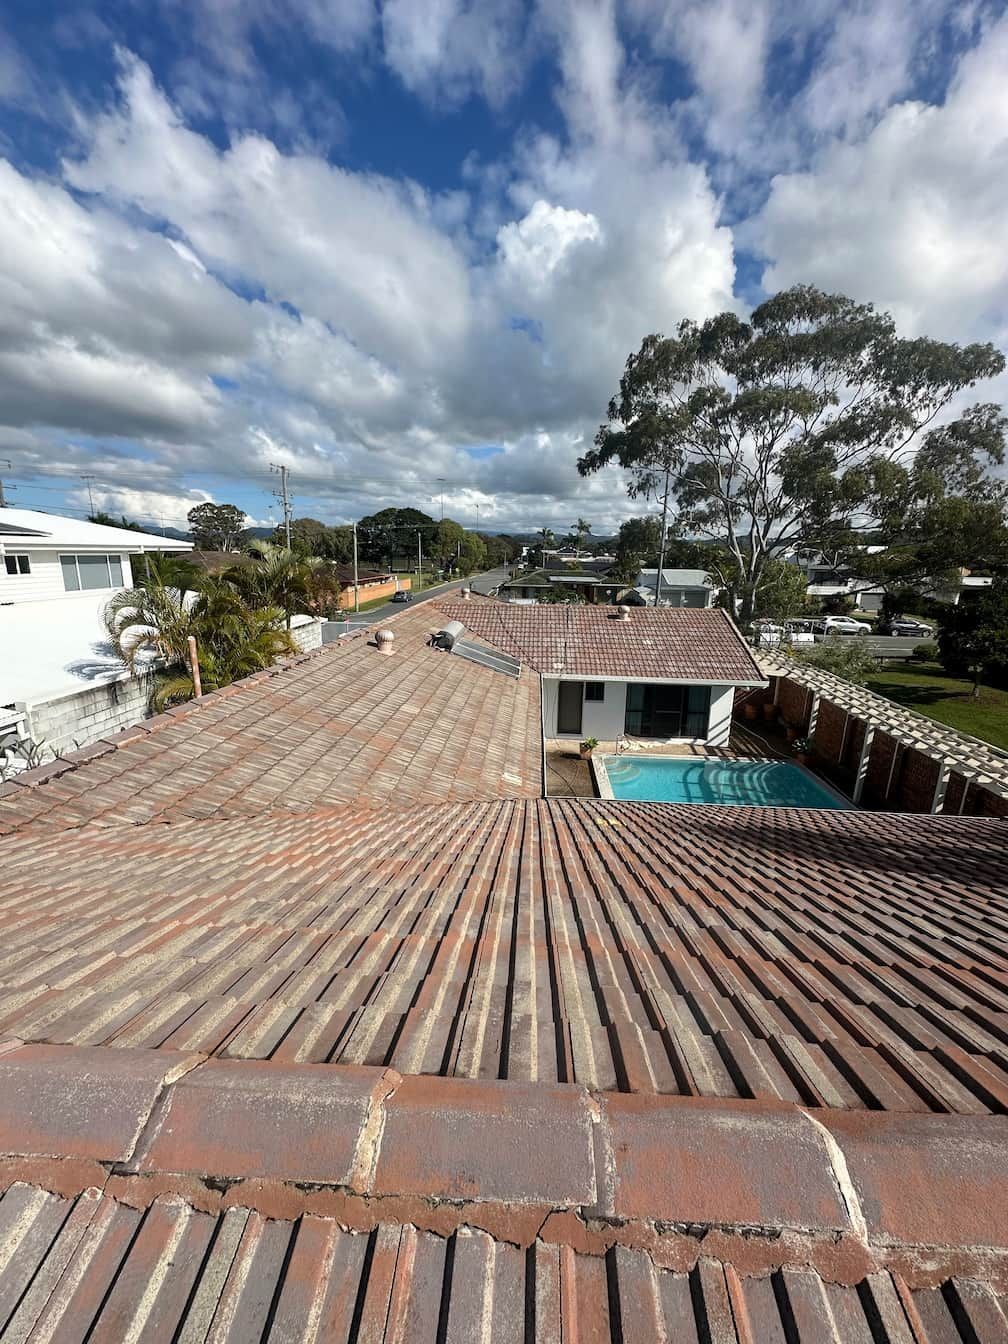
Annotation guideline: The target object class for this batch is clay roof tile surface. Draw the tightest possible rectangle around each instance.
[434,601,765,682]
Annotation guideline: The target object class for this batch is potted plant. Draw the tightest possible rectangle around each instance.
[579,737,599,760]
[791,736,813,766]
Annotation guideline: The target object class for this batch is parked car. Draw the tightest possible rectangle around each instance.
[820,615,872,637]
[878,618,934,637]
[390,590,412,603]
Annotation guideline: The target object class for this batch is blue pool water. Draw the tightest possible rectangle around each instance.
[601,756,847,808]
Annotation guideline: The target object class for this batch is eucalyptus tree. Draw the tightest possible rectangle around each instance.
[580,286,1006,622]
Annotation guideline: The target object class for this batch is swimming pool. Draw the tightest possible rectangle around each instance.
[596,755,847,809]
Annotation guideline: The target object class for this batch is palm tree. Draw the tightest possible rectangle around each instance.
[228,542,340,626]
[535,527,556,567]
[573,518,592,559]
[105,574,295,711]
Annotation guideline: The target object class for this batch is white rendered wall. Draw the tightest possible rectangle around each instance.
[543,678,629,740]
[543,677,736,744]
[706,686,735,747]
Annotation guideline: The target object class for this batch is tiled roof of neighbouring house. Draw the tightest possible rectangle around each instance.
[0,605,542,833]
[435,601,765,682]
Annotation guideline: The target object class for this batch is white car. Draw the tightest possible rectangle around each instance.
[821,616,872,637]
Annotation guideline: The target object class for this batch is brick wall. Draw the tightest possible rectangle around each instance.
[337,577,411,610]
[776,679,810,730]
[962,782,1008,818]
[896,750,941,813]
[746,672,1008,815]
[811,701,848,763]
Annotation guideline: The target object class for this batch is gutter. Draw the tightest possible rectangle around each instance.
[540,672,548,798]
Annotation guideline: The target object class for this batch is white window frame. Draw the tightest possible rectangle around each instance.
[59,553,125,592]
[3,553,31,576]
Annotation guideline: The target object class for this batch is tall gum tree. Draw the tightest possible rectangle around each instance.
[579,287,1006,622]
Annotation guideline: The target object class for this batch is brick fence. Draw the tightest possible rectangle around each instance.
[742,674,1007,817]
[337,576,411,610]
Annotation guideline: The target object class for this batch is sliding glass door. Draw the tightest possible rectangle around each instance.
[624,685,710,738]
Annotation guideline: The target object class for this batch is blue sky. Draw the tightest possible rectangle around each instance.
[0,0,1006,535]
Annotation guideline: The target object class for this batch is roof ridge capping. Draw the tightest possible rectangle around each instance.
[2,1044,1007,1286]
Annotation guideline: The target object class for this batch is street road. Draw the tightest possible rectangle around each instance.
[322,567,513,640]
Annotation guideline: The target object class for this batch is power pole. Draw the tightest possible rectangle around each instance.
[81,474,96,516]
[475,503,479,534]
[655,466,671,608]
[271,464,292,548]
[417,531,423,593]
[352,521,360,614]
[437,478,445,522]
[0,461,11,508]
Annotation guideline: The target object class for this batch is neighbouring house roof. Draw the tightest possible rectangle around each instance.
[0,604,542,832]
[638,567,713,588]
[0,506,193,552]
[1,797,1007,1336]
[0,593,159,704]
[435,602,765,683]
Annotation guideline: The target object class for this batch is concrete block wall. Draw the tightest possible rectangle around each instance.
[21,675,151,757]
[290,618,323,653]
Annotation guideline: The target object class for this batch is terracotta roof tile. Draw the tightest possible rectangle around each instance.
[0,1174,1006,1340]
[434,601,765,682]
[2,798,1006,1115]
[0,606,541,833]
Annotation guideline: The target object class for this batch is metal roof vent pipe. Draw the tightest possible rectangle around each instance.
[618,604,631,621]
[462,586,472,600]
[375,628,395,655]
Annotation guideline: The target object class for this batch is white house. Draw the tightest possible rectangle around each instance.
[635,568,718,608]
[433,603,765,748]
[0,508,193,762]
[794,548,885,613]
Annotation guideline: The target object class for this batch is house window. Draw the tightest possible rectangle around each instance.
[60,554,125,592]
[4,554,30,576]
[584,682,605,701]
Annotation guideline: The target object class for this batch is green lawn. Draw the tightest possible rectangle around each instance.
[866,662,1008,749]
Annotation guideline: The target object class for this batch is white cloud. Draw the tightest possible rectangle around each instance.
[751,14,1008,338]
[381,0,530,108]
[66,54,473,372]
[3,1,1000,537]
